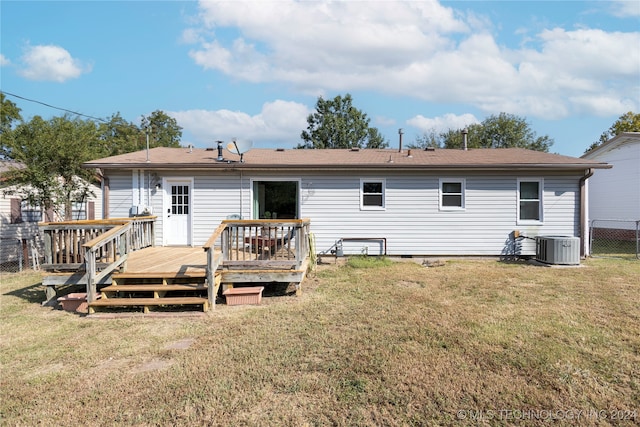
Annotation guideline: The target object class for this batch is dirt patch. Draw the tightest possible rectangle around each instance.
[132,358,174,373]
[24,362,65,380]
[163,338,195,350]
[397,280,424,289]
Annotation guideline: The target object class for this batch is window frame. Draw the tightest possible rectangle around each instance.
[360,178,386,210]
[439,178,466,211]
[20,200,42,223]
[517,178,544,224]
[67,201,88,221]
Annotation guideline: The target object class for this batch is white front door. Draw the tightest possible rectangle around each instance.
[164,178,192,246]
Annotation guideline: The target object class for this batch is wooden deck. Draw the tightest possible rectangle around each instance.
[122,246,209,275]
[40,218,312,312]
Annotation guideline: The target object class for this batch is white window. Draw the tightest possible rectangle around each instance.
[518,178,543,223]
[20,201,42,222]
[69,202,87,220]
[360,179,385,210]
[439,178,465,210]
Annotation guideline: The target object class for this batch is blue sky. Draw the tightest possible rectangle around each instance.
[1,0,639,157]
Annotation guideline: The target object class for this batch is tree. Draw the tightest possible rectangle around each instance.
[439,124,485,150]
[141,110,182,149]
[299,94,388,149]
[0,93,23,158]
[413,113,553,152]
[408,128,441,150]
[2,115,99,220]
[96,110,184,157]
[585,111,640,153]
[97,113,144,157]
[1,100,184,220]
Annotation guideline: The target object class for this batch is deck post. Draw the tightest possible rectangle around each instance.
[206,248,215,310]
[85,250,97,303]
[43,232,52,265]
[295,226,302,269]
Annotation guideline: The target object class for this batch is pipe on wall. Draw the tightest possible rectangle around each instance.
[579,168,594,258]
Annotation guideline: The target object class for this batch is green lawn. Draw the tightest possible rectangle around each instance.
[1,257,638,426]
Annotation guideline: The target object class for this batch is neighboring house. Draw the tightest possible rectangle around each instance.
[0,160,103,270]
[581,132,640,237]
[83,145,609,258]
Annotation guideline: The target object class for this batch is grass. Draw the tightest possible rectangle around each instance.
[1,258,639,426]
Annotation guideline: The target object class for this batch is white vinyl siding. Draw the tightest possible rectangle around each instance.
[107,171,136,218]
[584,139,639,228]
[103,169,581,256]
[302,174,578,256]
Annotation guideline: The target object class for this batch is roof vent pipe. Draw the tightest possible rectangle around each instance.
[398,128,404,152]
[461,128,468,151]
[216,140,224,161]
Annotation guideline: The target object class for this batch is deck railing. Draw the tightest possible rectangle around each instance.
[39,217,156,270]
[218,219,311,268]
[202,218,311,308]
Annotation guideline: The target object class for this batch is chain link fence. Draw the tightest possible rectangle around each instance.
[0,223,42,272]
[590,219,639,260]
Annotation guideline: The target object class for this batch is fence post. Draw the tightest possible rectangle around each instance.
[636,220,640,259]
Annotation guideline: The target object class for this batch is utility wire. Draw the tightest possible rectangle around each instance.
[1,90,109,123]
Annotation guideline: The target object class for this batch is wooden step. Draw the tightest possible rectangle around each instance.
[101,284,207,293]
[112,272,207,279]
[88,297,209,313]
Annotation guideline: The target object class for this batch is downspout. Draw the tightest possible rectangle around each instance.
[240,170,243,218]
[97,168,109,219]
[103,177,110,219]
[579,168,594,258]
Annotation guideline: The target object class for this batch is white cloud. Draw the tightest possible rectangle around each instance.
[407,113,480,133]
[18,44,90,82]
[0,54,10,67]
[610,0,640,17]
[167,100,310,148]
[186,0,639,119]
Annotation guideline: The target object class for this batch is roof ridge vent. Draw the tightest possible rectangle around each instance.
[350,147,360,152]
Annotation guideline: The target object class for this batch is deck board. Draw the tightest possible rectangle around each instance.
[122,246,209,275]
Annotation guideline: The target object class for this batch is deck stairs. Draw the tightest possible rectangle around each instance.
[40,218,310,313]
[88,272,221,314]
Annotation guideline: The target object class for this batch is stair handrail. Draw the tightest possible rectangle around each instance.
[83,222,132,303]
[203,222,228,309]
[81,216,156,303]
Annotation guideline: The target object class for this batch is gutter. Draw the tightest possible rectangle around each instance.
[579,168,595,258]
[83,162,611,172]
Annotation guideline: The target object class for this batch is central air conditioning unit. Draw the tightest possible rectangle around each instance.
[535,236,580,265]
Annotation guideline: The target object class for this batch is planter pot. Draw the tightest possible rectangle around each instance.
[57,292,100,313]
[223,286,264,306]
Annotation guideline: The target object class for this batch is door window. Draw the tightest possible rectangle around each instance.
[172,185,189,215]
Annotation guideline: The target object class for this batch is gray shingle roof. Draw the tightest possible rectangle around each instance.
[84,147,609,171]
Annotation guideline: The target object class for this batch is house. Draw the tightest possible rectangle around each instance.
[581,132,640,239]
[0,160,103,270]
[83,144,609,259]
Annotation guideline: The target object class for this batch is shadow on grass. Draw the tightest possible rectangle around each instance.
[498,255,533,264]
[3,283,46,305]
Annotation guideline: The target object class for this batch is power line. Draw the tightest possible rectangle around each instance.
[1,90,109,122]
